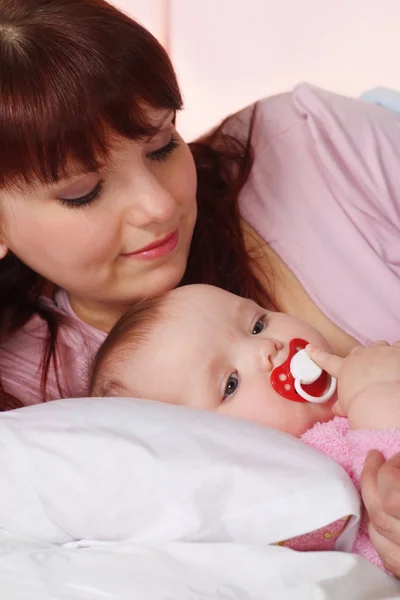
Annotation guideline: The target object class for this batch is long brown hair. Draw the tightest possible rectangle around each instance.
[0,0,268,410]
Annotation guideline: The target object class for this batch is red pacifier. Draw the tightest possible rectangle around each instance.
[270,338,337,404]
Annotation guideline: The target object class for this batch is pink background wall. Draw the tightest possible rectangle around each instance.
[109,0,168,43]
[111,0,400,140]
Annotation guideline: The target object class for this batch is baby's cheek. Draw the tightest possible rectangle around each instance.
[218,380,327,437]
[223,387,297,432]
[288,403,334,438]
[271,398,335,438]
[217,388,275,426]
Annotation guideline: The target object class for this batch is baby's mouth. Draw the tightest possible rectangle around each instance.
[270,338,330,403]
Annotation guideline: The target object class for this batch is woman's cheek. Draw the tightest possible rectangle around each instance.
[170,143,197,207]
[75,218,121,267]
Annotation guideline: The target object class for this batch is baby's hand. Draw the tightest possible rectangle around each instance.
[306,342,400,428]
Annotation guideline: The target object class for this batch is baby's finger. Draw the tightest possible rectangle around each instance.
[305,345,343,378]
[332,401,346,417]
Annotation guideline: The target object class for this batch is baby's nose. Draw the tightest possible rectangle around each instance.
[258,338,284,370]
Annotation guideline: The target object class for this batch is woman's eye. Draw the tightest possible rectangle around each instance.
[59,180,104,209]
[148,134,180,162]
[252,318,266,335]
[223,373,239,400]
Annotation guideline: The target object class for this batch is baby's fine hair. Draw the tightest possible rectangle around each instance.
[89,295,168,397]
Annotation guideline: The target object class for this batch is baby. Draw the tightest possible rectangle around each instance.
[90,284,400,570]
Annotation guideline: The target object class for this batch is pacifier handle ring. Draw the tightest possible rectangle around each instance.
[294,376,337,404]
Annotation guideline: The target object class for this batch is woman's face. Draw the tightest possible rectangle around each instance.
[0,110,197,322]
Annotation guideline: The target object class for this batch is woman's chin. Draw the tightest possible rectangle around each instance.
[123,260,188,301]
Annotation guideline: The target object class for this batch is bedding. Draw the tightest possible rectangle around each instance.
[0,529,399,599]
[1,398,400,597]
[0,397,360,547]
[361,87,400,115]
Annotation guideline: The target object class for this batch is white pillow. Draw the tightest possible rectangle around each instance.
[0,398,361,548]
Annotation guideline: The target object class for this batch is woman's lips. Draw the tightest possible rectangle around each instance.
[121,230,179,260]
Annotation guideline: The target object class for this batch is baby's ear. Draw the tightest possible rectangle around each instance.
[0,241,8,259]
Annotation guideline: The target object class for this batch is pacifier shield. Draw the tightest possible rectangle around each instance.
[270,338,328,402]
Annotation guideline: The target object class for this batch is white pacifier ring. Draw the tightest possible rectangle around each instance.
[290,349,337,404]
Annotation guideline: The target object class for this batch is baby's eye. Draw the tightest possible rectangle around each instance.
[252,318,266,335]
[223,372,239,399]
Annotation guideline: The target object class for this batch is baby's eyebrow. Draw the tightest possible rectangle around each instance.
[234,299,259,324]
[205,354,228,400]
[208,354,225,380]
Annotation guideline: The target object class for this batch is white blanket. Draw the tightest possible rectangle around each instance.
[1,399,399,598]
[0,530,399,599]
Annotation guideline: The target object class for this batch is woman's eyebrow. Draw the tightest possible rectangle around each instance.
[152,110,175,131]
[156,110,176,135]
[47,169,101,192]
[45,111,175,191]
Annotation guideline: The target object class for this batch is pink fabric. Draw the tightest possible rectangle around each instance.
[238,84,400,347]
[0,290,106,404]
[283,417,400,570]
[2,83,400,404]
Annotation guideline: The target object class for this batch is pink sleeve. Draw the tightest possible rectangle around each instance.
[293,84,400,230]
[0,311,104,406]
[238,84,400,346]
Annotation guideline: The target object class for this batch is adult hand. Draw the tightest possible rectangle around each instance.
[361,450,400,577]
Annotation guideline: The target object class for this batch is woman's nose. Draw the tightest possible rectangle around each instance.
[124,172,177,228]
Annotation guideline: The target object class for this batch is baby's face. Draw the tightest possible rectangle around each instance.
[121,285,335,437]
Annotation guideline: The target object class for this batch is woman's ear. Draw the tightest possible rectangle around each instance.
[0,241,8,259]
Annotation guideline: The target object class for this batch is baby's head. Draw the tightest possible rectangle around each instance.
[90,284,335,437]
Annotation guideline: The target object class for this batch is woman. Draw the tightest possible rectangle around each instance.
[1,0,400,573]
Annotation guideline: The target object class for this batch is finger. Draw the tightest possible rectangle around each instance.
[361,450,386,518]
[371,340,390,348]
[361,451,400,539]
[368,523,400,577]
[361,450,400,577]
[393,341,400,349]
[376,454,400,519]
[347,344,364,355]
[332,401,346,417]
[384,452,400,470]
[305,345,343,378]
